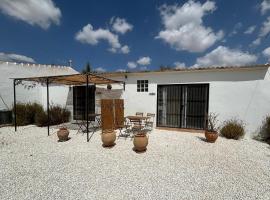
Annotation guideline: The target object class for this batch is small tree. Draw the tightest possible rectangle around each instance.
[82,62,91,74]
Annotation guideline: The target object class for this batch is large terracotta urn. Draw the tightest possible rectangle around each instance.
[133,133,148,152]
[205,130,218,143]
[101,129,116,147]
[57,127,69,142]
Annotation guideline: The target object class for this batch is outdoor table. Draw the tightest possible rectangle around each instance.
[75,113,101,134]
[125,115,150,127]
[88,113,101,128]
[125,116,150,121]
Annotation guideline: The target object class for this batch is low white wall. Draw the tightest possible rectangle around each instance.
[0,61,78,110]
[104,67,270,136]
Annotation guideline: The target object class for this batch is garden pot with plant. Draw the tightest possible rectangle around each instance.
[57,127,69,141]
[205,113,219,143]
[101,129,116,147]
[133,130,148,152]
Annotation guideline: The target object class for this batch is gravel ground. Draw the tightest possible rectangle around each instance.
[0,126,270,200]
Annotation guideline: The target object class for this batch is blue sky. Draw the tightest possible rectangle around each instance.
[0,0,270,72]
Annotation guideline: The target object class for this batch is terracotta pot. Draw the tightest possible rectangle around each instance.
[57,128,69,141]
[101,130,116,147]
[133,133,148,152]
[205,130,218,143]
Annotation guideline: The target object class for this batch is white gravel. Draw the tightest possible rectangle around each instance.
[0,125,270,200]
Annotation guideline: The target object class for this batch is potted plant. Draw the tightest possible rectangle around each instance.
[57,126,69,142]
[133,130,148,152]
[101,129,116,147]
[107,84,112,90]
[205,113,219,143]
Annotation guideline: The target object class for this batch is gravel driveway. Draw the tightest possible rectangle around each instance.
[0,126,269,200]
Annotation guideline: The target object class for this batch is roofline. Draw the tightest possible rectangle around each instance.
[10,72,124,85]
[0,60,74,69]
[99,64,270,77]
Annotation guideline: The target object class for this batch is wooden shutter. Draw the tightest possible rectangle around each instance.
[101,99,114,130]
[114,99,124,129]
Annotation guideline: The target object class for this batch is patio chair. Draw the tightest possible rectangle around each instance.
[145,113,155,131]
[73,114,87,134]
[130,118,144,136]
[115,117,131,137]
[135,112,143,117]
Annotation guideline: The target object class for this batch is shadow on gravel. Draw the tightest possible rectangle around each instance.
[57,137,71,142]
[196,136,207,143]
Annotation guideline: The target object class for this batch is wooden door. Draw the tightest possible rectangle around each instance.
[101,99,114,130]
[101,99,124,131]
[114,99,124,129]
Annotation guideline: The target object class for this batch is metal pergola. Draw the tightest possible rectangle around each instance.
[12,73,125,142]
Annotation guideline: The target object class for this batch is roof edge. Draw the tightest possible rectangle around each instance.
[99,64,270,77]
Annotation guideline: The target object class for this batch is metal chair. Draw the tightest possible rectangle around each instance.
[135,112,143,117]
[145,113,155,131]
[130,118,144,136]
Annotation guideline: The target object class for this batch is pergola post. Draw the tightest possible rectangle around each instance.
[46,78,50,136]
[13,79,17,132]
[86,74,89,142]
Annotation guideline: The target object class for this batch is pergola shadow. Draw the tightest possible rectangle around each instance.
[11,73,125,142]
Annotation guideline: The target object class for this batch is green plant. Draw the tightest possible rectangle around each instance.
[255,116,270,144]
[220,118,245,140]
[13,102,43,126]
[13,102,70,127]
[35,105,70,127]
[206,112,219,132]
[35,109,48,127]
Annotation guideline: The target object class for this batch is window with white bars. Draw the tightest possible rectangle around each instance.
[137,80,148,92]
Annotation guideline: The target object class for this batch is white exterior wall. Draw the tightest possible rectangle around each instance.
[0,61,78,111]
[105,67,270,136]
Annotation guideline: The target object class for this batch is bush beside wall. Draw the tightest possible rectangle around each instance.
[220,119,245,140]
[254,116,270,144]
[13,103,70,127]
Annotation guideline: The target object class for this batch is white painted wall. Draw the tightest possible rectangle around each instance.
[0,61,78,110]
[103,67,270,136]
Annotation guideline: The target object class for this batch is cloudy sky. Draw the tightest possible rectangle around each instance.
[0,0,270,72]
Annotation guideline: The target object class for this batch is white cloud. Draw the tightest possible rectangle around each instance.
[127,61,137,69]
[251,38,261,46]
[76,24,121,48]
[140,66,148,71]
[263,47,270,59]
[116,68,126,72]
[156,0,223,53]
[0,52,35,63]
[174,62,186,69]
[244,25,256,34]
[120,45,130,54]
[0,0,61,29]
[194,46,257,67]
[137,57,151,65]
[259,17,270,37]
[261,0,270,15]
[75,24,129,54]
[252,17,270,46]
[229,22,243,36]
[95,67,106,72]
[110,17,133,34]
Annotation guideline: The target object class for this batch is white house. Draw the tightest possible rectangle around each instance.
[0,61,78,111]
[2,60,270,136]
[100,64,270,136]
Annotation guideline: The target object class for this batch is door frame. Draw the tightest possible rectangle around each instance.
[156,83,209,130]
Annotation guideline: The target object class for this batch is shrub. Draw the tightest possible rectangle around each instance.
[13,102,43,126]
[35,109,48,127]
[49,105,70,126]
[220,119,245,140]
[35,105,70,127]
[13,102,70,127]
[255,116,270,144]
